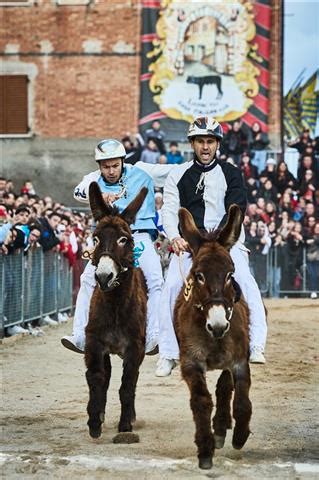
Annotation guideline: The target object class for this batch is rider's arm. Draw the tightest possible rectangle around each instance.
[73,170,100,204]
[218,163,247,228]
[135,161,176,188]
[162,170,181,241]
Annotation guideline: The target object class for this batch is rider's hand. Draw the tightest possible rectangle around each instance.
[171,236,189,255]
[102,192,119,205]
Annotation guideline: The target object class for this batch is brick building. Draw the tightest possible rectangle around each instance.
[0,0,282,205]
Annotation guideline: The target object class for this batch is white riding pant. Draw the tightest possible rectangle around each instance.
[72,232,163,345]
[158,244,268,360]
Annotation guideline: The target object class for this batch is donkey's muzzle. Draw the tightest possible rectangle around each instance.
[206,321,230,339]
[96,272,116,292]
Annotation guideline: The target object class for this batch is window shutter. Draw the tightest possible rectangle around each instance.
[0,75,28,134]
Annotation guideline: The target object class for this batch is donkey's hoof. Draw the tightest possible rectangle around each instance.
[214,434,226,449]
[198,457,213,469]
[113,432,140,444]
[89,427,102,439]
[232,428,250,450]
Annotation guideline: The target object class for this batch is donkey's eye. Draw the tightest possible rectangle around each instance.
[93,236,100,247]
[195,272,205,284]
[117,236,128,246]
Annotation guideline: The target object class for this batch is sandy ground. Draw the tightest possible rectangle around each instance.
[1,299,319,480]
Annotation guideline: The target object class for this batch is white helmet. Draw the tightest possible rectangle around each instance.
[188,116,223,140]
[95,139,126,162]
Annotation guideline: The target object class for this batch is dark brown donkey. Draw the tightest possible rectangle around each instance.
[85,181,148,442]
[174,204,252,469]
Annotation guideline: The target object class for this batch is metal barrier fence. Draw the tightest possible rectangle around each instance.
[0,248,73,337]
[0,244,317,337]
[249,246,318,298]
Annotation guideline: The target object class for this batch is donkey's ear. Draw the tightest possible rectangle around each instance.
[217,204,243,250]
[121,187,148,226]
[178,208,203,254]
[89,182,112,221]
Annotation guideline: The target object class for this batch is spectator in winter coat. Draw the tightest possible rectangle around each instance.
[258,178,278,204]
[221,119,249,165]
[38,212,61,252]
[166,142,184,164]
[140,138,161,164]
[144,120,166,154]
[288,128,313,155]
[259,157,277,182]
[274,161,297,196]
[249,121,270,174]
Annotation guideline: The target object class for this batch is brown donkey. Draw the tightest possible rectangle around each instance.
[85,182,148,442]
[174,205,252,469]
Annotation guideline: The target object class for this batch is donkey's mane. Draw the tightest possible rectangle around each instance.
[97,205,120,222]
[200,228,220,242]
[106,205,120,217]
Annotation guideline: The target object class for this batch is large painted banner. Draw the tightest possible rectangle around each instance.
[139,0,271,141]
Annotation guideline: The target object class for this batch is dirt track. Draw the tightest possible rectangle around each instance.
[1,299,319,479]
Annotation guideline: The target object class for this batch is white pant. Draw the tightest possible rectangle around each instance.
[158,245,268,360]
[72,232,163,345]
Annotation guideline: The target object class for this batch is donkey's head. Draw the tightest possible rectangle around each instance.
[89,182,148,292]
[178,205,243,339]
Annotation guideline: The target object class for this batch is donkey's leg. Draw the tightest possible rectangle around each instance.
[85,342,111,439]
[99,354,112,424]
[118,345,144,432]
[231,361,252,449]
[182,363,214,470]
[212,369,233,448]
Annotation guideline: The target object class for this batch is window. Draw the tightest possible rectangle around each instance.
[0,75,29,135]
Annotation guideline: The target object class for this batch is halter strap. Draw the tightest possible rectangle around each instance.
[98,250,129,274]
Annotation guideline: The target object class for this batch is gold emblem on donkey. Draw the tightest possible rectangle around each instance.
[184,277,194,301]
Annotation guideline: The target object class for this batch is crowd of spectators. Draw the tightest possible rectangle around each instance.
[1,122,318,337]
[220,123,319,299]
[131,120,319,298]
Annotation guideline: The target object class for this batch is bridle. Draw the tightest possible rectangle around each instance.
[82,248,129,287]
[183,273,241,321]
[193,296,234,321]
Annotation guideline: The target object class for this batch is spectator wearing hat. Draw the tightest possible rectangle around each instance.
[260,157,277,183]
[249,121,270,174]
[166,142,184,164]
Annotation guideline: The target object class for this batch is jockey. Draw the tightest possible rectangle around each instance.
[155,116,268,377]
[61,138,169,355]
